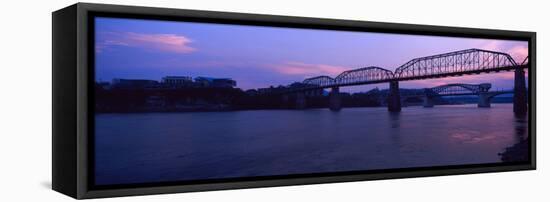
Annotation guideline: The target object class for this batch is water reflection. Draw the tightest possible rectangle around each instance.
[95,104,529,185]
[388,112,401,129]
[388,112,401,144]
[499,114,529,162]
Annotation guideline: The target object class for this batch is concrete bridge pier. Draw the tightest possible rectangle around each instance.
[513,67,527,115]
[378,96,386,107]
[388,81,402,112]
[478,92,492,108]
[304,90,313,97]
[329,87,342,111]
[295,92,306,109]
[423,96,435,108]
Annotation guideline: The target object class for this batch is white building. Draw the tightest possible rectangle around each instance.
[162,76,193,87]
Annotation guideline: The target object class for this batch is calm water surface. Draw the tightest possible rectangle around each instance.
[95,104,528,185]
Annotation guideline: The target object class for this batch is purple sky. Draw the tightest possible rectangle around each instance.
[95,17,528,92]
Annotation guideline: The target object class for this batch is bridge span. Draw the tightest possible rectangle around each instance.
[282,48,528,115]
[423,83,513,108]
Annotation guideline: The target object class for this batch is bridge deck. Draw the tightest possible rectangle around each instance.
[293,65,526,91]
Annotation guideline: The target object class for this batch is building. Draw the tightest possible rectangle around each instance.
[96,81,111,90]
[288,82,323,96]
[162,76,193,87]
[245,89,259,96]
[258,85,288,94]
[111,78,159,89]
[194,77,236,88]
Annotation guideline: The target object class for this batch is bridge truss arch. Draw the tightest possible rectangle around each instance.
[302,76,335,87]
[394,49,518,80]
[521,56,529,65]
[334,66,394,86]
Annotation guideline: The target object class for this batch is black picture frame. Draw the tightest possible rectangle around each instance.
[52,2,536,199]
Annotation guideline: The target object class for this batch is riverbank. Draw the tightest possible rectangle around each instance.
[499,139,529,162]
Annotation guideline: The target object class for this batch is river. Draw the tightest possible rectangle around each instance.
[94,103,528,185]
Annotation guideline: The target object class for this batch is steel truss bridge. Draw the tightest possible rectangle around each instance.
[279,48,529,114]
[300,49,527,89]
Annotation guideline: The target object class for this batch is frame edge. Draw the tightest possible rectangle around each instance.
[67,2,537,199]
[52,3,79,199]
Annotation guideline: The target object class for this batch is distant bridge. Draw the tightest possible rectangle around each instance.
[429,83,492,96]
[280,48,528,114]
[369,83,514,108]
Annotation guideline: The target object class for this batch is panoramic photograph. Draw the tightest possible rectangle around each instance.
[93,17,529,186]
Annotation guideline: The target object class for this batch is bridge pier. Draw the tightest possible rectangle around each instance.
[478,93,492,108]
[378,98,385,107]
[295,92,306,109]
[423,96,435,108]
[281,94,290,108]
[513,67,527,115]
[388,81,401,112]
[329,87,342,111]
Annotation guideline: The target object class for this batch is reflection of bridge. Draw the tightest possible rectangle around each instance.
[283,49,528,115]
[370,83,514,108]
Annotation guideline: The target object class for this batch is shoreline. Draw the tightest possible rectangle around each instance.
[95,103,515,114]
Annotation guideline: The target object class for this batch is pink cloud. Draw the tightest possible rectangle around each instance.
[96,32,196,54]
[508,46,528,64]
[478,40,501,51]
[476,40,528,63]
[273,62,350,78]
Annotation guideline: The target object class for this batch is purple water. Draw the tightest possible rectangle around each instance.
[94,104,528,185]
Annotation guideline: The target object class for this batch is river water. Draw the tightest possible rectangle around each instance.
[94,103,528,185]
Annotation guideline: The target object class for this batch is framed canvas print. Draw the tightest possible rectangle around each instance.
[52,3,536,199]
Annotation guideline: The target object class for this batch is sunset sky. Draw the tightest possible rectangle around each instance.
[95,17,528,92]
